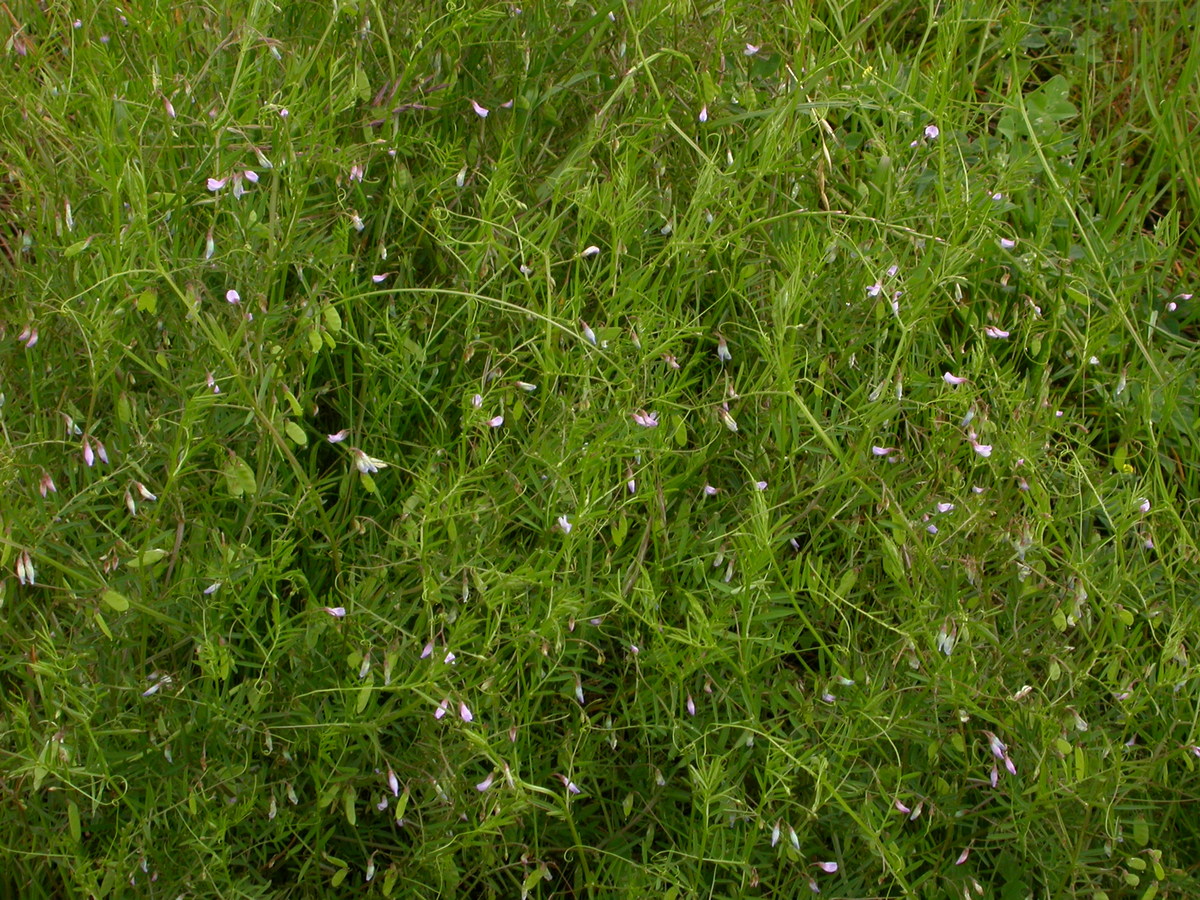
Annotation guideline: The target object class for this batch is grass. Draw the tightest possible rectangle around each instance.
[2,0,1199,896]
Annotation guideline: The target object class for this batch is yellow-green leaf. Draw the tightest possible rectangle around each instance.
[136,289,158,314]
[101,589,130,611]
[285,420,308,446]
[224,454,258,497]
[126,549,167,569]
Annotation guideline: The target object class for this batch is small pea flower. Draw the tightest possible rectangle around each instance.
[371,273,390,283]
[936,502,954,513]
[631,410,659,428]
[349,164,364,182]
[718,407,738,432]
[485,415,504,428]
[699,105,708,123]
[323,606,347,617]
[471,394,483,408]
[470,99,489,118]
[771,821,781,847]
[955,847,970,865]
[327,429,349,443]
[744,43,760,55]
[459,701,473,723]
[39,472,56,497]
[225,289,240,304]
[557,515,572,534]
[703,484,719,496]
[351,448,388,474]
[663,354,680,369]
[555,774,582,794]
[999,238,1016,249]
[984,325,1010,338]
[943,372,967,385]
[971,441,993,458]
[686,695,695,716]
[580,245,601,258]
[135,482,157,501]
[924,124,939,140]
[754,480,767,491]
[434,699,449,719]
[207,177,227,191]
[388,769,400,797]
[871,446,896,456]
[815,861,838,873]
[580,320,597,344]
[15,550,35,585]
[716,336,731,362]
[1137,497,1150,513]
[82,436,95,467]
[475,771,496,792]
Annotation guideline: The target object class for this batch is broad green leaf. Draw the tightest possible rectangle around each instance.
[126,549,167,569]
[224,454,258,498]
[285,420,308,446]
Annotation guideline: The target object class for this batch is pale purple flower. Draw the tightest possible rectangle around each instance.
[926,524,938,535]
[716,336,731,362]
[349,164,364,182]
[327,429,349,443]
[243,170,259,184]
[135,482,157,501]
[699,105,708,123]
[936,502,954,513]
[557,515,572,534]
[486,415,504,428]
[163,96,176,118]
[39,472,56,497]
[955,847,970,865]
[459,701,473,723]
[871,446,895,456]
[475,771,496,792]
[1137,497,1150,513]
[771,821,781,847]
[703,484,719,496]
[421,641,434,659]
[372,273,389,283]
[754,480,767,491]
[663,354,680,369]
[323,606,346,617]
[866,281,883,297]
[808,878,821,894]
[989,765,999,788]
[580,320,597,344]
[351,448,388,474]
[470,99,489,118]
[434,698,449,719]
[789,825,800,851]
[388,769,400,797]
[893,799,910,815]
[225,289,240,304]
[580,245,601,258]
[887,264,899,278]
[971,441,993,458]
[815,862,838,874]
[744,43,760,55]
[82,437,95,467]
[686,694,696,716]
[207,177,227,191]
[205,231,215,260]
[95,439,108,464]
[718,407,738,432]
[924,124,939,140]
[632,410,659,428]
[443,650,456,665]
[471,394,483,409]
[999,238,1016,249]
[279,108,289,118]
[991,191,1003,202]
[943,372,967,385]
[984,325,1010,338]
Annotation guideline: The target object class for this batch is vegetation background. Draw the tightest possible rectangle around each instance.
[1,0,1198,896]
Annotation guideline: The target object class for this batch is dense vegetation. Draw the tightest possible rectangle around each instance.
[2,1,1198,896]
